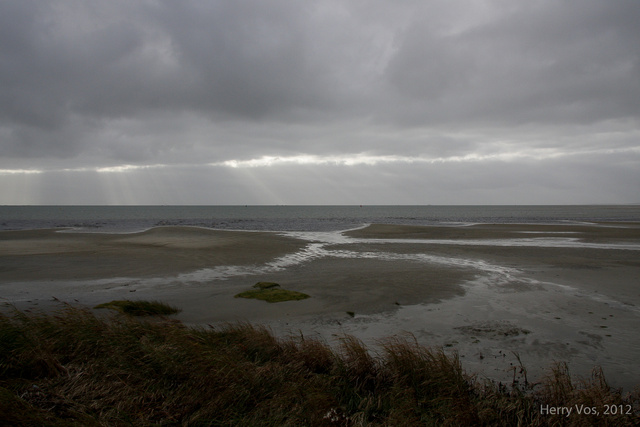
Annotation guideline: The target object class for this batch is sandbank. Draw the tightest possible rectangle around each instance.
[0,227,306,281]
[345,222,640,242]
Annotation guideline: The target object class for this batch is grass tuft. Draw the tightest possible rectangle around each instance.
[94,300,181,316]
[1,306,639,426]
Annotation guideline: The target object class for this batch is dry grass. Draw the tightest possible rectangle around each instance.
[94,300,181,316]
[1,305,638,426]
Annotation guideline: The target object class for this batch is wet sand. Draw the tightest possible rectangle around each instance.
[0,227,307,281]
[1,223,639,390]
[345,222,640,242]
[0,226,473,318]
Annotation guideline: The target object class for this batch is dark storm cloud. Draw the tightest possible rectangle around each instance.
[381,0,640,126]
[0,0,380,160]
[0,0,638,204]
[2,1,638,145]
[155,1,330,118]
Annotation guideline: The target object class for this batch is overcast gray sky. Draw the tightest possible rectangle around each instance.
[1,0,638,205]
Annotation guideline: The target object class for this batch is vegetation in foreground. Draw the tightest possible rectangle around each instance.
[235,281,310,303]
[94,300,181,316]
[1,305,639,426]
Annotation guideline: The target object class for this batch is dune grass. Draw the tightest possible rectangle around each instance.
[1,306,638,426]
[94,299,181,316]
[235,282,310,303]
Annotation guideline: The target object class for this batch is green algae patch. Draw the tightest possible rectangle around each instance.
[95,300,181,316]
[235,282,310,303]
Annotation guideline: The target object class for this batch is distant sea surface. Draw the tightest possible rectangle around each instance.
[1,205,639,233]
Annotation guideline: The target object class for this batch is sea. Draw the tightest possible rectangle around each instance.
[1,205,639,233]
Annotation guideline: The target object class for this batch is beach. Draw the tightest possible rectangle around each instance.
[1,222,639,390]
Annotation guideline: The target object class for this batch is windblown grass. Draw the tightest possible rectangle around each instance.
[94,300,181,316]
[235,282,310,303]
[1,306,638,426]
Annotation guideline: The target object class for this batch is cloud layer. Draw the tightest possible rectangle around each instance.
[1,0,638,204]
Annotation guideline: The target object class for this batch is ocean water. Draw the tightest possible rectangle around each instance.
[1,205,639,232]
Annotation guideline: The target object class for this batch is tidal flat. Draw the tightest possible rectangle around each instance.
[1,222,639,391]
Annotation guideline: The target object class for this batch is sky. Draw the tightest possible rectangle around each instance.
[1,0,639,205]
